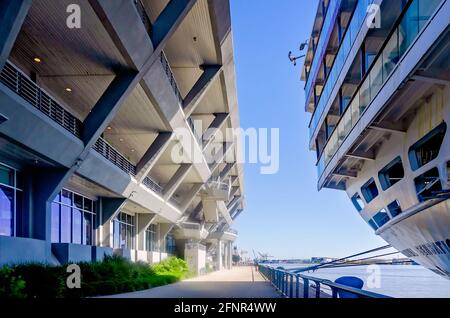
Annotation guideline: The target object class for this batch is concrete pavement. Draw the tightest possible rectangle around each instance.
[104,266,282,298]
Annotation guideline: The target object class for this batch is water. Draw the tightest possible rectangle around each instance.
[271,264,450,298]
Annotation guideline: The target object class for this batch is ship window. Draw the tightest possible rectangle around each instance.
[414,168,442,202]
[408,122,447,171]
[387,200,402,218]
[378,157,404,190]
[351,193,365,212]
[361,178,379,203]
[373,209,391,228]
[447,161,450,186]
[368,219,378,231]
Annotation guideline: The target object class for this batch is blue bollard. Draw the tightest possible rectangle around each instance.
[334,276,364,298]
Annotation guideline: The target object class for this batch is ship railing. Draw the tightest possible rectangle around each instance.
[0,60,82,137]
[258,264,391,299]
[93,138,136,176]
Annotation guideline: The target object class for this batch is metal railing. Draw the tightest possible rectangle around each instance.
[93,138,136,176]
[160,51,183,105]
[316,0,443,181]
[0,61,82,137]
[133,0,152,36]
[224,228,238,235]
[142,176,163,194]
[258,265,391,298]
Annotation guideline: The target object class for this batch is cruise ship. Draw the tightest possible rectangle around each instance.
[301,0,450,278]
[0,0,244,274]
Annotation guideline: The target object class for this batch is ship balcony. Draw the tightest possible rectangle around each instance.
[315,0,449,190]
[308,0,406,147]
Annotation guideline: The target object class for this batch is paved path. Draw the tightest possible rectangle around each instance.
[104,266,282,298]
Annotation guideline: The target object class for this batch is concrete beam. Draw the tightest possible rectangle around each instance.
[180,183,203,212]
[89,0,153,70]
[163,164,192,200]
[101,198,127,225]
[183,65,223,117]
[369,124,406,134]
[0,0,31,70]
[229,186,240,198]
[136,132,173,182]
[32,167,74,242]
[210,142,234,174]
[82,71,138,150]
[227,196,241,210]
[202,113,230,149]
[219,162,235,180]
[232,209,243,221]
[151,0,197,48]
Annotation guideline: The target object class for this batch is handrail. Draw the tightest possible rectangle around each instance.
[93,138,136,176]
[258,264,391,298]
[0,60,82,137]
[160,51,183,105]
[142,176,163,194]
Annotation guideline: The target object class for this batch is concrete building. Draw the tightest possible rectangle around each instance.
[0,0,244,274]
[302,0,450,278]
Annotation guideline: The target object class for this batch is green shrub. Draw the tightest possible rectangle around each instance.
[0,256,190,298]
[0,267,26,298]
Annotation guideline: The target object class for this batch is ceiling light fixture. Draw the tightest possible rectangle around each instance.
[33,57,42,63]
[65,87,72,92]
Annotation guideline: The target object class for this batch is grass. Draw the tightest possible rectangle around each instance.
[0,256,192,298]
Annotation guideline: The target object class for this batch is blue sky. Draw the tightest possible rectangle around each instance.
[230,0,386,259]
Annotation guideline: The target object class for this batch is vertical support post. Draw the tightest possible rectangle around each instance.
[296,275,300,298]
[289,274,294,298]
[303,278,309,298]
[315,282,321,298]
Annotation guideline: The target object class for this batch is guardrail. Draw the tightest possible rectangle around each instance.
[0,60,82,137]
[142,176,163,194]
[258,264,391,298]
[93,138,136,176]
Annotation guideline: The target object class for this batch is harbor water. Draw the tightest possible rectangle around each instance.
[272,264,450,298]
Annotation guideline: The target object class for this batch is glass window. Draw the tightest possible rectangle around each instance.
[113,212,135,250]
[378,157,405,190]
[373,209,391,228]
[414,168,442,202]
[387,200,402,218]
[0,165,14,187]
[145,224,157,252]
[408,122,447,171]
[351,193,365,212]
[368,219,378,231]
[0,185,14,236]
[382,29,399,78]
[51,189,96,245]
[51,202,60,243]
[165,233,176,255]
[447,161,450,186]
[361,178,379,203]
[399,1,419,56]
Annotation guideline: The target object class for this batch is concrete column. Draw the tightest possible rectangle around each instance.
[216,239,222,270]
[98,198,127,248]
[0,0,31,70]
[136,213,156,251]
[202,113,229,149]
[180,183,203,212]
[151,0,197,48]
[163,164,192,200]
[228,242,233,269]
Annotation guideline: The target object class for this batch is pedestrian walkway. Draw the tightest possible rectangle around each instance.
[104,266,282,298]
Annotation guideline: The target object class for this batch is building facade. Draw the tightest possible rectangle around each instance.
[302,0,450,278]
[0,0,244,274]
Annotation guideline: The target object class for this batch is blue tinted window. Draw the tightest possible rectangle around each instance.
[0,185,14,236]
[361,178,379,203]
[51,202,60,242]
[387,200,402,218]
[373,209,390,228]
[368,219,378,231]
[414,168,442,202]
[351,193,365,212]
